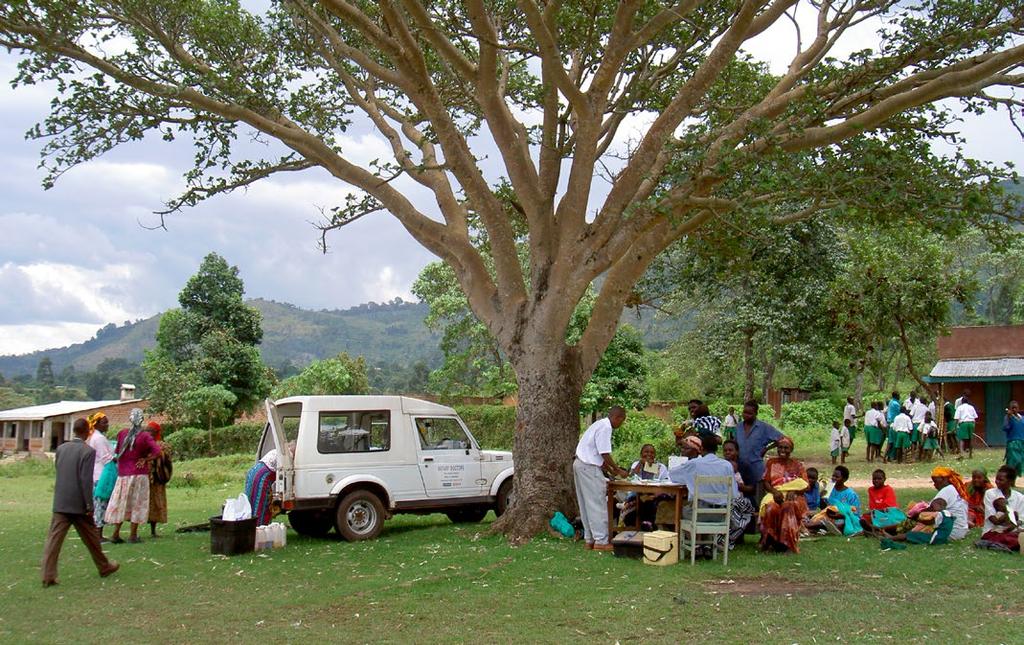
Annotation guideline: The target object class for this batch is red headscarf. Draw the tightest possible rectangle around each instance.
[147,421,163,442]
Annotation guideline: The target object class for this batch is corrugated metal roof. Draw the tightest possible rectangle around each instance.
[927,358,1024,380]
[0,400,138,421]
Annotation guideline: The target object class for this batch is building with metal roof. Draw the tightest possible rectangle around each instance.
[0,385,146,454]
[925,326,1024,446]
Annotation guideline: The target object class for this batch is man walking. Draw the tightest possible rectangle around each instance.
[574,406,628,551]
[41,418,119,587]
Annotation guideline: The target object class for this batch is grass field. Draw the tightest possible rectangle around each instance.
[1,449,1022,643]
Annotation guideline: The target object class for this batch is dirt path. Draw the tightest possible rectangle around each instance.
[847,476,933,489]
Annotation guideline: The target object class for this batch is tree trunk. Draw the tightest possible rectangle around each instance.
[761,356,776,404]
[853,357,867,409]
[490,347,585,544]
[742,328,755,402]
[894,314,937,399]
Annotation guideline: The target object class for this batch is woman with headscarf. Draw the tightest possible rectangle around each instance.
[245,450,279,526]
[146,421,172,538]
[758,437,809,553]
[966,468,993,528]
[925,466,970,541]
[85,412,116,541]
[104,409,162,544]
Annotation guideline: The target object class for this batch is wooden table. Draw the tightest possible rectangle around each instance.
[607,480,686,538]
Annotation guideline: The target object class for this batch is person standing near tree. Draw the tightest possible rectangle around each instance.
[885,392,901,463]
[84,412,114,542]
[734,401,783,510]
[573,406,628,552]
[723,407,738,441]
[1002,402,1024,476]
[954,396,979,460]
[843,397,858,448]
[145,421,172,538]
[41,418,119,587]
[105,409,161,544]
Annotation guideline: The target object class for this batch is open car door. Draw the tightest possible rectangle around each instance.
[265,398,295,509]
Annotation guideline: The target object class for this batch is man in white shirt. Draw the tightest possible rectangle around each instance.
[930,468,970,540]
[954,396,979,459]
[979,465,1024,552]
[574,406,628,551]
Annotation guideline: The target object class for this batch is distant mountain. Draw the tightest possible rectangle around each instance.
[0,296,688,378]
[0,298,443,377]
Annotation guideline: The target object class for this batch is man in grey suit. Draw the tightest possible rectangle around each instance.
[41,418,119,587]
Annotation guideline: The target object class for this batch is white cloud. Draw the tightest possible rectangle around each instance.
[0,322,103,355]
[365,266,415,303]
[0,261,149,325]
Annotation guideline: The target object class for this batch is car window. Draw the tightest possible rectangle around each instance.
[317,411,390,454]
[415,417,471,450]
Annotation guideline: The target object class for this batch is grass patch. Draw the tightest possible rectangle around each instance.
[1,451,1021,642]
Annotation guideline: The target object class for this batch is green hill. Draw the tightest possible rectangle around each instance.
[0,296,688,380]
[0,298,443,378]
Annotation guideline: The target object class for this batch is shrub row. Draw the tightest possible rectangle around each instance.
[164,422,265,461]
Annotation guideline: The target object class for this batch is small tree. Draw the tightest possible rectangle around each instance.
[183,384,238,448]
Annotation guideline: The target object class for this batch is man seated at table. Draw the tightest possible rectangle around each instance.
[668,435,744,554]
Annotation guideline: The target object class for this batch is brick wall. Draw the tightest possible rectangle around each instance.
[938,326,1024,359]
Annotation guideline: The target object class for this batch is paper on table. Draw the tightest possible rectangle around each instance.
[668,456,688,469]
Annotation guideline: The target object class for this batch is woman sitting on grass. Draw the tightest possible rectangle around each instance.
[722,439,757,547]
[891,467,970,544]
[976,465,1024,553]
[859,469,902,535]
[966,468,993,528]
[758,437,809,553]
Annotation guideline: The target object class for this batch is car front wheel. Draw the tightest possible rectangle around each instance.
[335,490,385,541]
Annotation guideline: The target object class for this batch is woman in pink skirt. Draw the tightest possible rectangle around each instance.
[104,409,162,544]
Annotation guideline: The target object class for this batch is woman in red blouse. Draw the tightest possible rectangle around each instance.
[860,469,898,534]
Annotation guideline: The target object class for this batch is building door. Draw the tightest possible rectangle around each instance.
[985,382,1011,447]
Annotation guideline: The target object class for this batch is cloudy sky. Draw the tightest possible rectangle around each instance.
[1,6,1021,356]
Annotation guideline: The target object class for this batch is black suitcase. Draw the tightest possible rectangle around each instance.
[611,530,647,559]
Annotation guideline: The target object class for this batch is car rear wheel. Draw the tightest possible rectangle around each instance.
[446,507,488,523]
[494,479,514,516]
[288,509,333,537]
[335,490,385,541]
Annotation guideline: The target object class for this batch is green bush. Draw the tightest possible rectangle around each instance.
[779,399,842,452]
[165,421,265,461]
[611,412,675,466]
[0,456,52,478]
[455,405,516,450]
[167,454,253,489]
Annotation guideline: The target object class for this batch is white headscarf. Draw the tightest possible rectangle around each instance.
[261,449,279,470]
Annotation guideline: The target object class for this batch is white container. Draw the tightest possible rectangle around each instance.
[273,522,287,548]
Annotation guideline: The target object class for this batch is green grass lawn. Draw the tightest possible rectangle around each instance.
[2,455,1023,643]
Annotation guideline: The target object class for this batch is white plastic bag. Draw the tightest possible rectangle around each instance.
[222,497,238,521]
[222,493,252,521]
[234,493,252,520]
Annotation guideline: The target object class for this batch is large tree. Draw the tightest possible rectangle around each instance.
[2,1,1022,541]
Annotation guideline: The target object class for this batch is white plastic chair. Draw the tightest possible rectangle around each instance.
[679,476,734,565]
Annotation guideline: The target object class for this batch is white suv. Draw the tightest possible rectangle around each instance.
[259,395,514,540]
